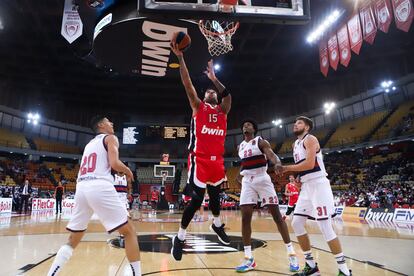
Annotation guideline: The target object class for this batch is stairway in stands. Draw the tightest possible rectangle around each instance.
[364,107,397,142]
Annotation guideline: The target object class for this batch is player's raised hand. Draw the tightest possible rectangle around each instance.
[170,41,183,57]
[204,59,216,81]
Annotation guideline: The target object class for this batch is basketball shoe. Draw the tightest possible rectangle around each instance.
[210,223,230,245]
[171,236,185,261]
[289,254,300,272]
[235,257,256,272]
[293,263,321,276]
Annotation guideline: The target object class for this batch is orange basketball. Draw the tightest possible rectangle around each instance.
[171,31,191,52]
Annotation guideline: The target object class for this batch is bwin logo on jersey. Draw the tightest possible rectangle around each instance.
[141,21,187,77]
[201,125,225,136]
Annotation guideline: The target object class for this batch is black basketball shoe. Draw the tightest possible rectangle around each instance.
[210,223,230,245]
[292,263,321,276]
[171,235,185,261]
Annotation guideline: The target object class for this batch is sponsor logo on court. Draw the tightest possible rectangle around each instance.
[0,198,12,214]
[109,234,266,253]
[364,208,395,222]
[394,209,414,223]
[334,206,344,217]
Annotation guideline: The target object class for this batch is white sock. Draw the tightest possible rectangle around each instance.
[129,261,141,276]
[244,246,252,259]
[178,227,186,241]
[285,242,295,255]
[303,250,316,268]
[213,216,222,227]
[334,253,350,275]
[47,244,73,276]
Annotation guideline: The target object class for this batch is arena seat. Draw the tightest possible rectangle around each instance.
[226,166,241,193]
[0,128,30,149]
[33,138,81,154]
[372,100,414,140]
[277,138,295,154]
[326,111,388,148]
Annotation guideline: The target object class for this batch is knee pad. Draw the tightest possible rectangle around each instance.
[316,218,337,242]
[291,215,307,236]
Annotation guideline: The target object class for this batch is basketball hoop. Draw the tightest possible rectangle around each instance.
[199,20,239,56]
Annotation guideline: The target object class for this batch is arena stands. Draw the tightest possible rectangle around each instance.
[371,100,414,140]
[0,128,30,149]
[325,110,388,148]
[33,138,81,154]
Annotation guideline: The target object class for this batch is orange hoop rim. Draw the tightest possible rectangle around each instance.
[198,20,240,37]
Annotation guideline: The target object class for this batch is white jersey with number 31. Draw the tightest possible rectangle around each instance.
[77,134,114,183]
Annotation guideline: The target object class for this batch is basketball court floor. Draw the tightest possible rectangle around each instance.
[1,209,412,276]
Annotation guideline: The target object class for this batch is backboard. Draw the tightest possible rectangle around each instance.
[154,165,175,178]
[137,0,310,24]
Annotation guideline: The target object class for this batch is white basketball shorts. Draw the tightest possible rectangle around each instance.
[240,174,278,207]
[294,176,335,220]
[66,179,129,233]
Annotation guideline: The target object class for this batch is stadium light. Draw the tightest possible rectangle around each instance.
[272,119,283,128]
[324,102,336,114]
[27,112,41,125]
[306,9,342,44]
[214,64,221,71]
[381,80,394,93]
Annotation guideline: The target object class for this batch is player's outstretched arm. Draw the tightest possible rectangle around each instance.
[283,135,318,173]
[259,139,282,174]
[204,59,231,114]
[171,43,201,114]
[105,135,134,182]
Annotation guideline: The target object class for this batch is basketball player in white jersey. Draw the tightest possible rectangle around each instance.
[47,116,141,276]
[282,116,351,276]
[114,172,130,212]
[235,119,299,273]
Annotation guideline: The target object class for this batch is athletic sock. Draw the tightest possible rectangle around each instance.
[334,253,350,275]
[285,242,295,255]
[244,246,252,259]
[178,227,186,241]
[213,216,222,227]
[303,250,316,268]
[47,244,73,276]
[129,261,141,276]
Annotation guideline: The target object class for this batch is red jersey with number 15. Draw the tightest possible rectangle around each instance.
[286,182,299,206]
[77,134,114,184]
[188,102,227,157]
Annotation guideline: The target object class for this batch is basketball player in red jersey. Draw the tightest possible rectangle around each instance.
[47,116,141,276]
[284,174,300,220]
[170,40,231,261]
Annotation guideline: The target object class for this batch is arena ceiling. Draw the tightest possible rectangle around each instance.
[0,0,413,128]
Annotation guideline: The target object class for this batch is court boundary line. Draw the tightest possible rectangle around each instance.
[297,242,407,276]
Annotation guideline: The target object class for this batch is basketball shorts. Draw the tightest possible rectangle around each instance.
[294,176,335,220]
[188,153,226,188]
[118,194,129,210]
[66,179,129,233]
[240,174,278,207]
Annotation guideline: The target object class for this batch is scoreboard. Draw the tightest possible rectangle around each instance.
[122,125,189,145]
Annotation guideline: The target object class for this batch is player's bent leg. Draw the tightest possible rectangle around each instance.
[47,231,84,276]
[207,184,230,245]
[118,221,141,276]
[291,215,320,276]
[268,205,299,272]
[316,218,351,276]
[235,204,257,273]
[172,183,205,261]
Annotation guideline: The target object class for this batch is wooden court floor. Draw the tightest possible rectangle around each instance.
[1,209,413,276]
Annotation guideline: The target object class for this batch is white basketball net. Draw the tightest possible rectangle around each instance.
[199,20,239,56]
